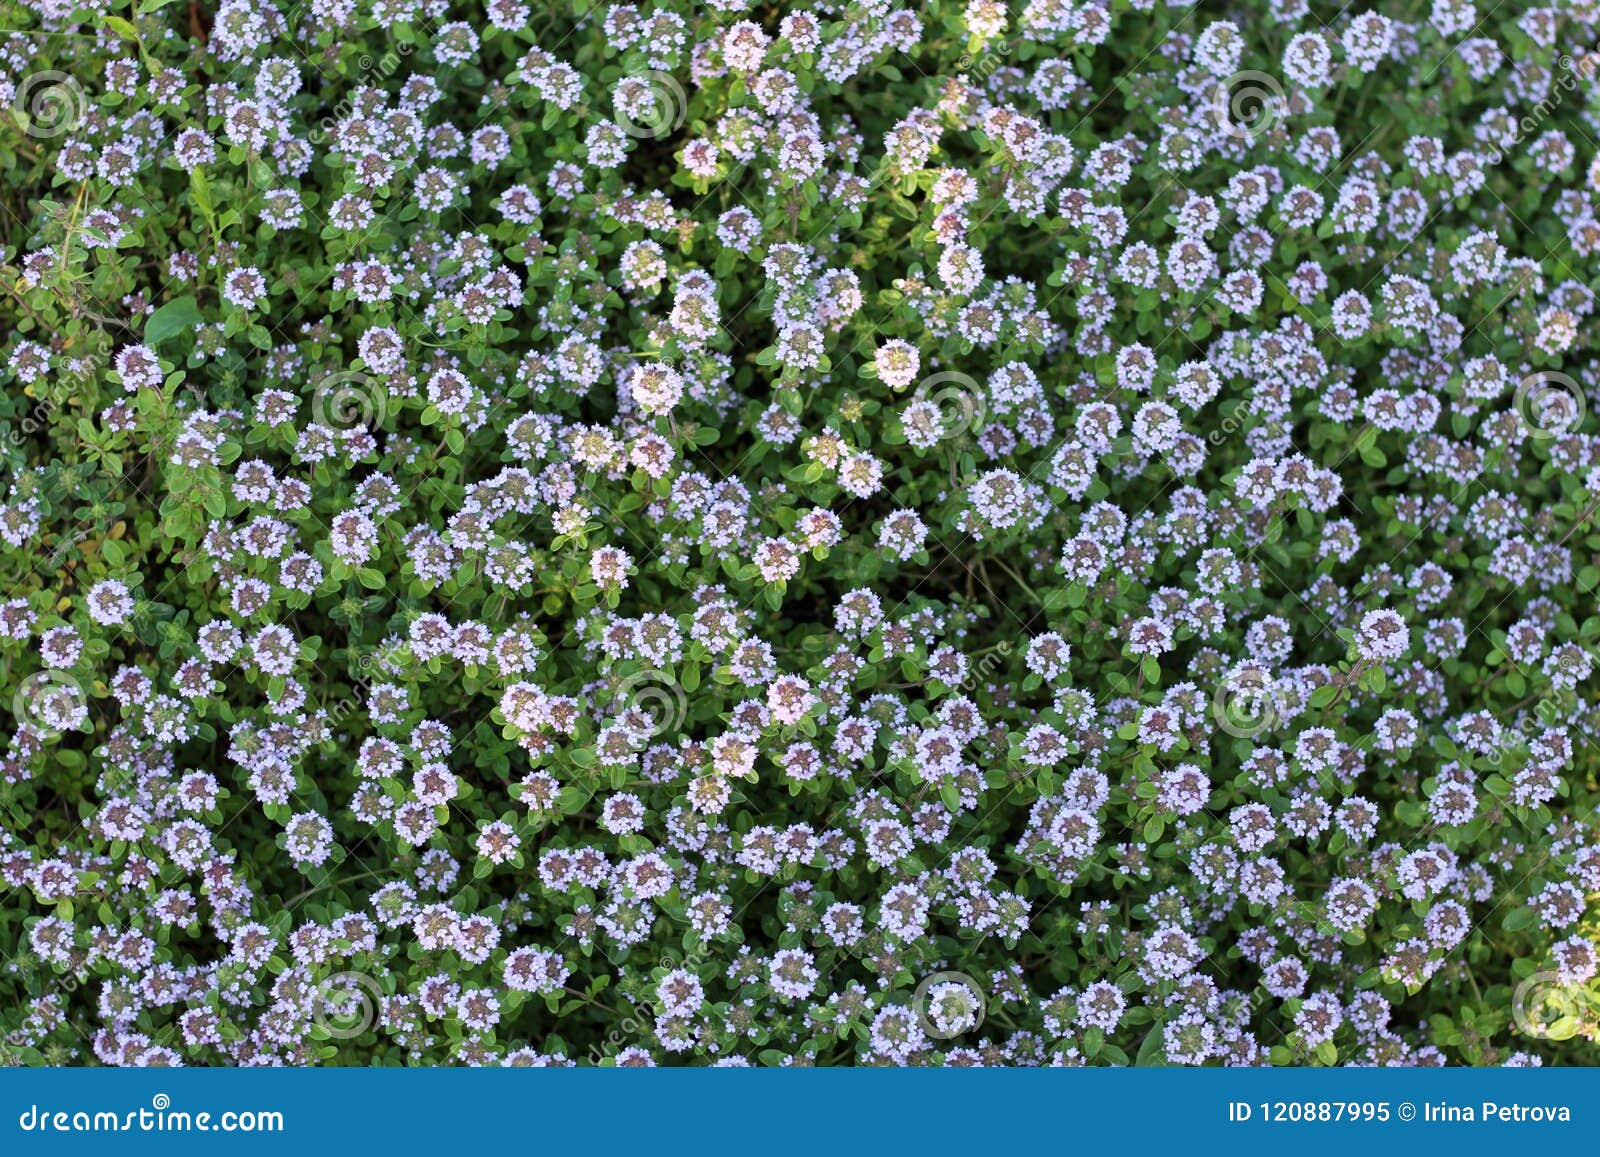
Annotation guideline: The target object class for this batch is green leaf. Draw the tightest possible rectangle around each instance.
[145,296,201,346]
[1135,1024,1167,1067]
[1501,906,1535,932]
[190,168,214,217]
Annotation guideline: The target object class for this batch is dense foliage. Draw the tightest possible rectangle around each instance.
[2,0,1599,1067]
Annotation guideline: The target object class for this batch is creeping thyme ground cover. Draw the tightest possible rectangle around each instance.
[1,0,1599,1069]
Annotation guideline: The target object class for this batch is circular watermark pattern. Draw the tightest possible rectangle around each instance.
[613,71,687,140]
[1212,667,1280,738]
[1511,970,1590,1041]
[910,371,987,441]
[612,670,689,741]
[311,970,384,1040]
[1213,71,1286,142]
[912,970,987,1039]
[955,38,1015,78]
[11,71,87,139]
[1512,370,1585,439]
[356,639,408,677]
[13,671,88,742]
[312,370,386,433]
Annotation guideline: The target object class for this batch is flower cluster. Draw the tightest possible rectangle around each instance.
[1,0,1599,1067]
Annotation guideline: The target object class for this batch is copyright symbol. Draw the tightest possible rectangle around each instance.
[1398,1102,1416,1121]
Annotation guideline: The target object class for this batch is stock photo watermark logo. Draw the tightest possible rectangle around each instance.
[955,37,1014,82]
[613,71,688,140]
[40,527,92,574]
[587,944,713,1063]
[311,970,385,1040]
[1512,371,1585,439]
[1213,71,1286,142]
[912,971,987,1040]
[17,1093,285,1134]
[9,0,1600,1080]
[1511,971,1599,1042]
[300,39,418,145]
[357,637,409,679]
[909,371,988,442]
[611,669,689,740]
[953,640,1013,694]
[312,370,387,433]
[1481,54,1596,168]
[4,392,63,454]
[1483,643,1600,772]
[318,639,412,734]
[12,671,88,742]
[1212,667,1280,738]
[10,71,87,139]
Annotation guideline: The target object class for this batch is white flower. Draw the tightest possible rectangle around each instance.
[86,579,135,625]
